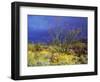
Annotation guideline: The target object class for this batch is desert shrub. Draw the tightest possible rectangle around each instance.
[28,51,36,66]
[34,43,42,51]
[49,52,80,65]
[79,54,88,64]
[58,53,79,65]
[50,26,80,45]
[37,56,50,66]
[28,43,34,52]
[68,41,87,56]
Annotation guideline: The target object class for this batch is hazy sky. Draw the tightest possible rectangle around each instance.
[28,15,87,43]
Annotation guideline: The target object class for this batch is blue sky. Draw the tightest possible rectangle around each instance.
[28,15,87,43]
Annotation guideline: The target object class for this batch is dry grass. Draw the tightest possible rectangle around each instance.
[28,42,87,66]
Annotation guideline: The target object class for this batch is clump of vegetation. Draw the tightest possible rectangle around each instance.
[28,40,87,66]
